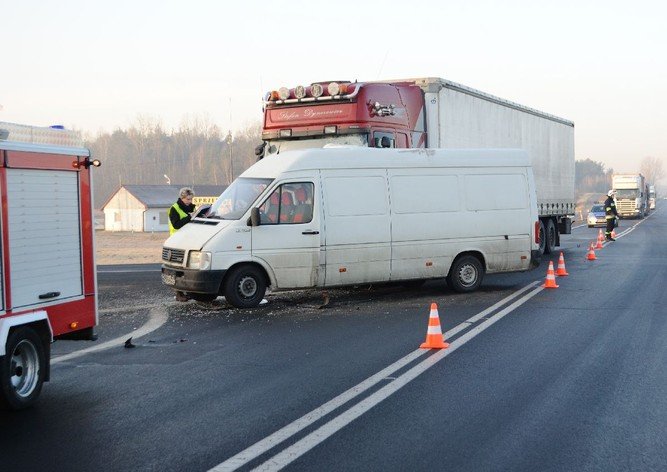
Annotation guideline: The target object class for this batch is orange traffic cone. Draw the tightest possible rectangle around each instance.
[419,303,449,349]
[542,261,559,288]
[595,237,604,249]
[556,252,569,276]
[587,242,597,261]
[611,229,617,239]
[597,229,604,242]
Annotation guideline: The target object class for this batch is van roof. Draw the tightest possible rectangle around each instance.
[242,147,531,178]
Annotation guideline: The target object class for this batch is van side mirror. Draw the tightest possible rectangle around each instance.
[249,207,261,226]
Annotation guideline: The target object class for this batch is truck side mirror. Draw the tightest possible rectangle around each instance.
[255,142,267,160]
[249,207,261,227]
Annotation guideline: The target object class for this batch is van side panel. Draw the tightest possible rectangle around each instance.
[389,172,462,279]
[322,172,391,285]
[464,173,532,272]
[389,169,532,278]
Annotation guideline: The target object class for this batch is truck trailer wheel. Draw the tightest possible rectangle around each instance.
[224,265,266,308]
[0,327,46,410]
[545,219,557,254]
[447,255,484,293]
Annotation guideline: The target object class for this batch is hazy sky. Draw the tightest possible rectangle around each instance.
[2,0,665,179]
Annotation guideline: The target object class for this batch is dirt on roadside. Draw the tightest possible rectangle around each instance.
[95,231,167,265]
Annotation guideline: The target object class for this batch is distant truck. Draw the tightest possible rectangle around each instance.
[648,185,656,210]
[0,122,99,410]
[612,173,648,218]
[258,78,575,254]
[162,148,541,308]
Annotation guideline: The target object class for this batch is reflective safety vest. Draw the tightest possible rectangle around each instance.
[605,197,617,220]
[169,203,189,235]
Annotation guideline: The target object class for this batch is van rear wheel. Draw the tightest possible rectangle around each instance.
[0,327,46,410]
[447,255,484,293]
[224,265,266,308]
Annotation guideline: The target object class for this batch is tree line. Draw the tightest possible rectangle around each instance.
[575,155,664,198]
[86,116,262,208]
[84,115,663,209]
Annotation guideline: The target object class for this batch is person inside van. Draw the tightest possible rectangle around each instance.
[279,191,295,223]
[293,186,313,223]
[264,192,280,223]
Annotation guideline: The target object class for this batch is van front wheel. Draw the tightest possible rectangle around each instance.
[447,255,484,293]
[224,265,266,308]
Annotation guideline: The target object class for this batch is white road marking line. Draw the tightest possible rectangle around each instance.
[252,284,545,472]
[210,280,541,472]
[51,306,168,364]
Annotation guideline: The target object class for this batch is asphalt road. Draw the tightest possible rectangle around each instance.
[1,209,665,471]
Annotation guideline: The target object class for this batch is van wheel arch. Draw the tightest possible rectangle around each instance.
[446,252,485,293]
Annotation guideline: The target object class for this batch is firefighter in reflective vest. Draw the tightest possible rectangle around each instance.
[168,187,196,235]
[604,189,618,241]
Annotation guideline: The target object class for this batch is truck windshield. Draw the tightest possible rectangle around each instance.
[615,189,638,199]
[265,134,368,157]
[208,178,273,220]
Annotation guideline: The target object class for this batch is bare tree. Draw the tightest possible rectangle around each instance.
[640,156,665,184]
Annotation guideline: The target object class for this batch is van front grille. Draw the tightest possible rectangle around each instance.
[162,247,185,264]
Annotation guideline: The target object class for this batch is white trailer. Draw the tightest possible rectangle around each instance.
[261,77,575,255]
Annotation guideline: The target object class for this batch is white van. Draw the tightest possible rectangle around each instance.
[162,147,540,308]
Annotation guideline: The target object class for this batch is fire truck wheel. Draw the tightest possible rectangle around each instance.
[0,327,46,410]
[224,265,266,308]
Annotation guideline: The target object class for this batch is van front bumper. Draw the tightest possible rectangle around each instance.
[161,266,226,294]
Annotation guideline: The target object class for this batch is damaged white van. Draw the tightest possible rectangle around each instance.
[161,147,540,308]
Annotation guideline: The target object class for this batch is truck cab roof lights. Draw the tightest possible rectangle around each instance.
[294,85,307,99]
[280,129,292,137]
[278,87,291,100]
[311,83,324,98]
[264,82,363,105]
[327,82,340,96]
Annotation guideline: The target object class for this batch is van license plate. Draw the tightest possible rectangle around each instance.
[162,273,176,285]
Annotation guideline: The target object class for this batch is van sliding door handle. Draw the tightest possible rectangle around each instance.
[302,230,320,235]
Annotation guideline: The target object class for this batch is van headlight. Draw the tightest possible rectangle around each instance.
[187,251,211,270]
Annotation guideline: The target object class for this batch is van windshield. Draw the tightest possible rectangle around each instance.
[208,178,273,220]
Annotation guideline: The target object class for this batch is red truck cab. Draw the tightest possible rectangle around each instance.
[261,81,426,157]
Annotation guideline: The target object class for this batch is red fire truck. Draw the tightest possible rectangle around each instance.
[260,78,575,255]
[0,122,99,410]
